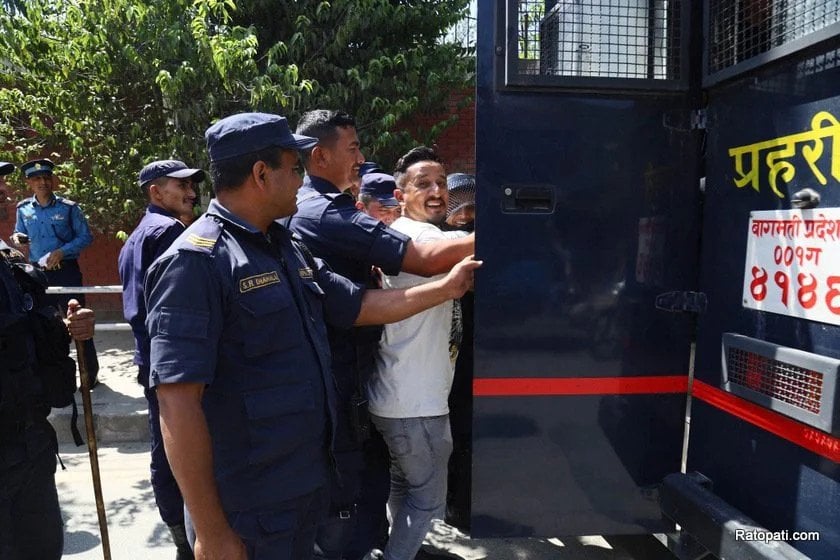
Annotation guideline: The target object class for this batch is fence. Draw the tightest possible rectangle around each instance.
[47,285,130,332]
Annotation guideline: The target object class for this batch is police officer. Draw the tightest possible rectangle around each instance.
[356,173,401,227]
[145,112,479,560]
[1,233,95,560]
[10,158,99,387]
[118,159,204,560]
[288,110,476,560]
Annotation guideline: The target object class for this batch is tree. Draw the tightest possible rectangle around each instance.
[0,0,472,231]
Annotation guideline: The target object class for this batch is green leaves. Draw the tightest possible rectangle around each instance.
[0,0,473,233]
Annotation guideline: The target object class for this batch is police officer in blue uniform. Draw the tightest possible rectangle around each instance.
[1,233,96,560]
[118,159,204,560]
[289,110,476,560]
[11,158,99,387]
[355,173,401,226]
[145,112,479,560]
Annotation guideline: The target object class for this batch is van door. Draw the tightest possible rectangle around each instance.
[472,0,700,538]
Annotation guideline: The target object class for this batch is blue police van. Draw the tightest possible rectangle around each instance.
[472,2,840,558]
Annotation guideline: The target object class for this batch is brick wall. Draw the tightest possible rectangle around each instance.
[1,91,477,317]
[0,199,124,316]
[417,90,476,175]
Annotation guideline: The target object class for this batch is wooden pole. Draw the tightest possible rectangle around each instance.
[75,340,112,560]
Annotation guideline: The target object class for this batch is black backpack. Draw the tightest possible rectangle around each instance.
[8,260,83,445]
[29,304,77,408]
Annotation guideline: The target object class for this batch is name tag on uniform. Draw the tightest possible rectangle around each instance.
[299,267,313,280]
[240,271,281,293]
[51,214,65,221]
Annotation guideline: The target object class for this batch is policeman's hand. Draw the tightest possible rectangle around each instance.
[194,529,247,560]
[66,299,95,341]
[46,248,64,270]
[441,255,482,299]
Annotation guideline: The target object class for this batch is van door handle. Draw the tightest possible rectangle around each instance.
[502,185,555,213]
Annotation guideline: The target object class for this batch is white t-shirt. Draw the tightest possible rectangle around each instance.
[367,216,466,418]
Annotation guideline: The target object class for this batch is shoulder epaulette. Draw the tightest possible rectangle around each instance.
[178,216,222,255]
[56,197,78,206]
[16,197,33,208]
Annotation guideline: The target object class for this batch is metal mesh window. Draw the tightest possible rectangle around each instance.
[514,0,683,81]
[800,46,840,75]
[708,0,840,75]
[727,347,824,414]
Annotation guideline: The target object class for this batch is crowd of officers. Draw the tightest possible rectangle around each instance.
[0,108,478,560]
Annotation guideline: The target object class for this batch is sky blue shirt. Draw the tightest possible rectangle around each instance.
[14,194,93,263]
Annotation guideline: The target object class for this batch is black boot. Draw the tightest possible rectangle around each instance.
[168,524,194,560]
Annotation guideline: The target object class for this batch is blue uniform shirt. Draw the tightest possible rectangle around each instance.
[145,199,364,513]
[117,205,186,374]
[287,176,410,460]
[14,195,93,263]
[288,176,409,282]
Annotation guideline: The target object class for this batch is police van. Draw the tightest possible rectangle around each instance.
[471,2,839,558]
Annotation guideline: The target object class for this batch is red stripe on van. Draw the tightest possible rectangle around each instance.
[473,375,689,396]
[692,380,840,463]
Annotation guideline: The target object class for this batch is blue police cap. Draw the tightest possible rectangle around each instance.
[21,158,55,178]
[359,161,383,176]
[205,112,318,163]
[139,159,206,187]
[0,162,14,176]
[360,173,399,207]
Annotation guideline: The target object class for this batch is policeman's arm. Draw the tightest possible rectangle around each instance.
[144,251,242,555]
[10,206,28,246]
[158,382,247,559]
[355,255,481,325]
[59,205,94,258]
[399,232,475,277]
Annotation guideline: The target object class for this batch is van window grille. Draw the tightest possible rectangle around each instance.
[514,0,683,81]
[707,0,840,75]
[727,347,823,414]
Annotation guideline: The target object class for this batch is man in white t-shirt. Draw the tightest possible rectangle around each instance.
[364,147,471,560]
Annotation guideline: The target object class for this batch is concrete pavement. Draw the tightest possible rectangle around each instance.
[50,330,149,445]
[58,442,633,559]
[51,326,636,559]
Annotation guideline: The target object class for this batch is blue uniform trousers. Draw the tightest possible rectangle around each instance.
[344,430,391,558]
[43,259,99,387]
[0,437,62,560]
[142,373,184,527]
[186,486,329,560]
